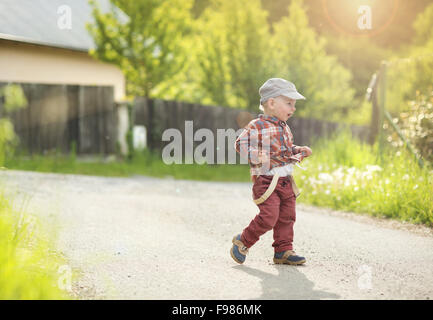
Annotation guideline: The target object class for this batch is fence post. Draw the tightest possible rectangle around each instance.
[377,61,388,165]
[372,61,424,168]
[367,73,379,145]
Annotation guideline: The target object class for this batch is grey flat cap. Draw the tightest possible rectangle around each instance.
[259,78,306,105]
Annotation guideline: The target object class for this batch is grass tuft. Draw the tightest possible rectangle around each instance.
[0,191,72,299]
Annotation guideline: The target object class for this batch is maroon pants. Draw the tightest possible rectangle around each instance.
[241,175,297,253]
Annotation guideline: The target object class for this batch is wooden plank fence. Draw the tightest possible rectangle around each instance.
[1,85,370,159]
[0,82,117,155]
[133,97,370,163]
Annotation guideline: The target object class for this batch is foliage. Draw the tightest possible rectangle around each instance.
[0,192,70,299]
[268,0,355,121]
[0,84,28,113]
[386,92,433,163]
[5,150,251,182]
[0,84,27,166]
[193,0,431,111]
[413,2,433,46]
[87,0,194,98]
[295,129,433,227]
[197,0,433,49]
[193,0,271,110]
[187,0,356,118]
[88,0,356,119]
[324,36,391,100]
[0,119,16,167]
[386,3,433,115]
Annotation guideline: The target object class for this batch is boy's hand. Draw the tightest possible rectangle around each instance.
[259,150,270,164]
[251,150,270,165]
[298,146,312,157]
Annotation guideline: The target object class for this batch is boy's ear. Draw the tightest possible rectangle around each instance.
[267,98,275,109]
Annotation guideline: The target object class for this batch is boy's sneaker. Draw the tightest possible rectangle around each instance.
[230,234,249,264]
[273,250,306,265]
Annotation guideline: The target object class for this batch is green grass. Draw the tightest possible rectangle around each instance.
[4,131,433,227]
[0,191,72,299]
[5,149,251,182]
[294,130,433,227]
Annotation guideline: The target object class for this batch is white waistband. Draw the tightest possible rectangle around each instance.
[264,164,293,177]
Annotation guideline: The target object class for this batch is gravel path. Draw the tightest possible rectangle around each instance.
[1,169,433,300]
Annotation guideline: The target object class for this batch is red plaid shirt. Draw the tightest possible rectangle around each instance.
[234,114,303,182]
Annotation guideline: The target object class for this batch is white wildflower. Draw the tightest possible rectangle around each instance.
[152,45,161,58]
[332,167,345,181]
[366,165,382,172]
[144,37,155,47]
[347,167,357,176]
[318,173,333,184]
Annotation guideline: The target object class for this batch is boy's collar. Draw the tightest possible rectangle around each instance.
[258,114,287,127]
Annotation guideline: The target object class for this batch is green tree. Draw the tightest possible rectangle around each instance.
[386,3,433,116]
[325,36,391,99]
[148,23,206,104]
[0,84,27,165]
[194,0,272,110]
[413,2,433,46]
[87,0,194,98]
[268,0,355,121]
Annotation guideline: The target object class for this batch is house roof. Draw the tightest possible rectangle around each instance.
[0,0,126,52]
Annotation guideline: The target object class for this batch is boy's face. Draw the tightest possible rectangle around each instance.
[266,96,297,121]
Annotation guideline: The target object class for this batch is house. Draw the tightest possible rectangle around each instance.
[0,0,125,102]
[0,0,130,155]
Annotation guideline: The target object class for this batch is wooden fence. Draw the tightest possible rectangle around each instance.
[1,85,370,158]
[0,82,117,155]
[133,97,370,162]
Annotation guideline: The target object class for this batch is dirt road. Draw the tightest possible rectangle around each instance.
[2,170,433,299]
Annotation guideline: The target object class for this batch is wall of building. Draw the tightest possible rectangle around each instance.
[0,39,125,102]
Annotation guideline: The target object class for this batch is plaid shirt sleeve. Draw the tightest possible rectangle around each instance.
[234,121,261,164]
[235,117,303,172]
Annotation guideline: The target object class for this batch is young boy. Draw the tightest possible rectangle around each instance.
[231,78,312,265]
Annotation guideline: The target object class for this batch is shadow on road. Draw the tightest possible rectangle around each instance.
[233,264,340,300]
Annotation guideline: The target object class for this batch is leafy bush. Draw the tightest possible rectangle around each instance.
[295,129,433,226]
[0,119,16,167]
[1,84,28,113]
[0,193,70,299]
[0,84,28,166]
[386,3,433,115]
[386,92,433,163]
